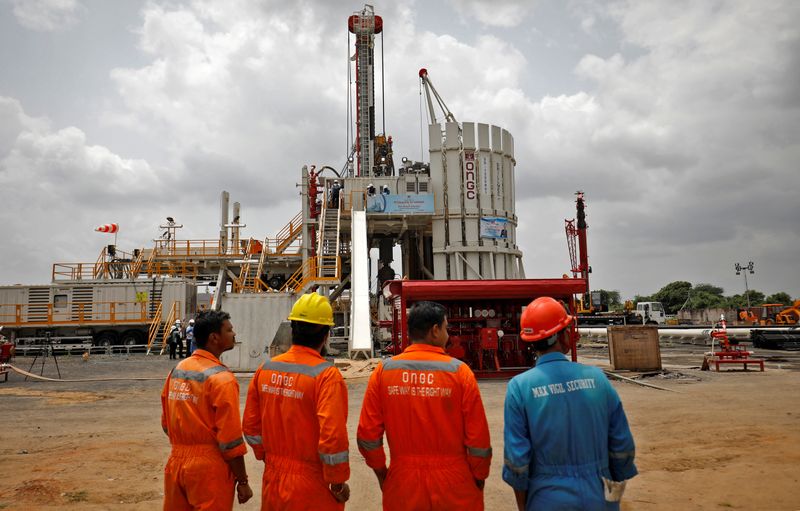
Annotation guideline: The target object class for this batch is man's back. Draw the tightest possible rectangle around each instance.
[243,344,349,510]
[358,343,491,511]
[162,350,242,448]
[375,345,471,456]
[504,352,637,510]
[244,345,347,466]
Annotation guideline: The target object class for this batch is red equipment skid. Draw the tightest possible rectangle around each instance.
[707,324,764,372]
[385,278,587,378]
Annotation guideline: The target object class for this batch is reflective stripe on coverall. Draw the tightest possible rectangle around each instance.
[160,349,247,511]
[357,343,492,511]
[242,345,349,511]
[502,352,638,510]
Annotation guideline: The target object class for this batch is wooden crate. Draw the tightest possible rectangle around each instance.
[607,326,661,371]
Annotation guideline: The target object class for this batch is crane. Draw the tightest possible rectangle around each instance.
[419,68,457,125]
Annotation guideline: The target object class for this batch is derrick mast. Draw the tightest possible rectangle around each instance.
[348,5,383,177]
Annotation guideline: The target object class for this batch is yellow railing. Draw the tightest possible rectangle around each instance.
[130,249,146,277]
[159,301,180,355]
[0,300,156,327]
[146,301,163,352]
[146,261,200,279]
[51,230,308,281]
[233,239,256,293]
[275,212,303,250]
[153,239,228,258]
[92,245,108,279]
[52,262,95,280]
[280,256,341,293]
[53,247,144,281]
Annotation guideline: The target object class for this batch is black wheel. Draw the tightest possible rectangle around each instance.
[120,330,145,346]
[268,276,284,290]
[94,331,118,347]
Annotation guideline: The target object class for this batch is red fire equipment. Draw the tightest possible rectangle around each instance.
[704,322,764,372]
[385,278,587,378]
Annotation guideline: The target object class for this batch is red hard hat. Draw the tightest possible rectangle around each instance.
[520,297,574,342]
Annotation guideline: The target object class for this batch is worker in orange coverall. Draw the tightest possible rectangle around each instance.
[161,309,253,510]
[357,300,492,510]
[243,293,350,510]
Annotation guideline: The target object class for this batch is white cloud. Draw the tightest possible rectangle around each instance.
[10,0,83,32]
[2,0,799,299]
[0,96,165,283]
[446,0,537,27]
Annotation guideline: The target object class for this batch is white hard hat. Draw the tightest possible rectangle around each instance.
[334,180,339,184]
[175,319,181,324]
[368,183,374,187]
[189,319,195,324]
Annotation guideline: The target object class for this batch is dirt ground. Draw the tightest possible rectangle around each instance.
[1,345,799,510]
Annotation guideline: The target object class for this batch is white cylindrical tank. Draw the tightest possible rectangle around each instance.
[429,121,523,280]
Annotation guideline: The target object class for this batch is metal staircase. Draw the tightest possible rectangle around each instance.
[146,300,178,355]
[233,239,259,292]
[317,198,341,279]
[275,212,303,255]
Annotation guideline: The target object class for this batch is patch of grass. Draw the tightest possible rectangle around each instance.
[64,491,89,503]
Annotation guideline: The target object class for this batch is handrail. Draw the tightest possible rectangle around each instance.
[146,302,163,352]
[276,212,302,243]
[0,300,155,327]
[93,245,108,279]
[316,192,328,257]
[146,261,200,278]
[159,301,179,355]
[130,249,146,278]
[233,239,255,292]
[280,256,341,293]
[53,247,148,281]
[50,231,309,282]
[252,237,270,292]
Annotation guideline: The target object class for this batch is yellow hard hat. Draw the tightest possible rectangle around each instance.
[288,293,334,326]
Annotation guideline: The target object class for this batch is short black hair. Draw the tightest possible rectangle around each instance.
[532,330,567,353]
[407,301,447,341]
[291,321,330,348]
[193,310,231,348]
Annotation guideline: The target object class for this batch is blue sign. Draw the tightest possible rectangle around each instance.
[480,217,508,239]
[367,194,434,214]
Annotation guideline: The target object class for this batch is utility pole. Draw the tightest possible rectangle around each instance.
[734,261,755,309]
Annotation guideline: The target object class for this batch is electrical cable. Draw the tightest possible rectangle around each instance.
[419,80,425,160]
[381,30,385,136]
[2,363,165,382]
[347,30,352,160]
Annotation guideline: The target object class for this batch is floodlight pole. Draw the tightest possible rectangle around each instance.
[734,261,755,309]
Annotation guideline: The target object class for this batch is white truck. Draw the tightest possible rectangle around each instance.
[635,301,667,325]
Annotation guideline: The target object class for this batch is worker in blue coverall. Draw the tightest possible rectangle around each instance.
[503,297,638,511]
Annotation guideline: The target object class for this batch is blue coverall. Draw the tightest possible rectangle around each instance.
[503,352,638,510]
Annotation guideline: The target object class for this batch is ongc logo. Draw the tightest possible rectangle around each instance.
[464,151,476,200]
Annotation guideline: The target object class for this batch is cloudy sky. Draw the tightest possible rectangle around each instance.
[1,0,798,301]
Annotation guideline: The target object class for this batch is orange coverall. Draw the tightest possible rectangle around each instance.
[160,349,247,511]
[357,343,492,511]
[242,345,350,510]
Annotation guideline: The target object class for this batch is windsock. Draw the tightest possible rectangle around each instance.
[95,223,119,233]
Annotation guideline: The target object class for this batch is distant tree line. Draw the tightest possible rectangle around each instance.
[623,281,794,315]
